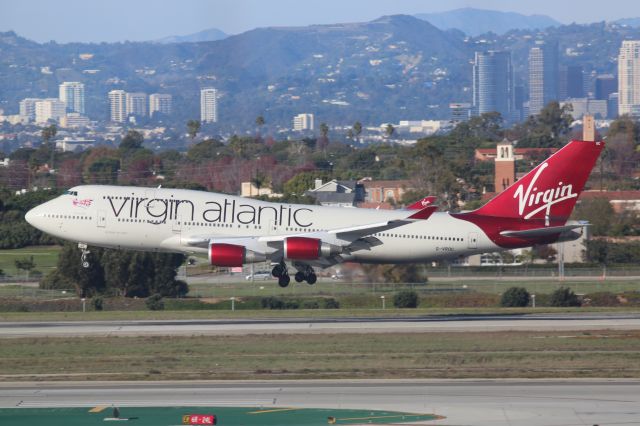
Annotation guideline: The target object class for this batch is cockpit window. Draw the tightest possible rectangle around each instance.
[64,190,78,196]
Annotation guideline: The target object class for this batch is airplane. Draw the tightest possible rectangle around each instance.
[25,139,604,287]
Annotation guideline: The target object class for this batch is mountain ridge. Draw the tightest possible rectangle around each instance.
[415,7,561,36]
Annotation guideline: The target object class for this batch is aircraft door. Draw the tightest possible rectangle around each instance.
[468,232,478,249]
[97,210,106,228]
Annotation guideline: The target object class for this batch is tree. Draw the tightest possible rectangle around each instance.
[146,294,165,310]
[572,198,614,236]
[320,123,329,138]
[119,130,144,151]
[15,256,36,280]
[186,119,201,141]
[500,287,530,307]
[41,124,57,145]
[385,124,395,139]
[41,124,58,170]
[393,290,419,308]
[549,287,581,307]
[250,173,268,197]
[255,115,265,127]
[353,121,363,143]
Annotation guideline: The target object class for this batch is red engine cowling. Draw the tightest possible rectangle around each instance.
[209,243,245,267]
[284,237,323,260]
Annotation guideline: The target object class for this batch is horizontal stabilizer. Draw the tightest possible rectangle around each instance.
[500,224,586,239]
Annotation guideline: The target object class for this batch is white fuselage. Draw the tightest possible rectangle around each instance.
[26,185,500,264]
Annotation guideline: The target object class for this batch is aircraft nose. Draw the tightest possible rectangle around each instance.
[25,207,35,225]
[25,206,42,228]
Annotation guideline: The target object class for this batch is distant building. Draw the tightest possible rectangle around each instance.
[449,103,472,122]
[618,40,640,117]
[293,113,314,131]
[55,137,96,152]
[19,98,41,121]
[108,90,127,123]
[149,93,172,117]
[594,74,617,101]
[360,179,414,205]
[60,113,90,128]
[58,82,85,114]
[472,51,513,121]
[475,146,558,162]
[560,98,607,119]
[305,179,365,207]
[528,40,559,116]
[394,120,442,135]
[34,99,65,124]
[126,92,147,117]
[200,88,218,123]
[559,65,583,100]
[608,92,619,119]
[240,182,282,198]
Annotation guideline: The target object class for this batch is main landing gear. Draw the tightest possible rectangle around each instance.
[272,261,318,287]
[78,243,90,268]
[294,264,317,285]
[272,260,290,287]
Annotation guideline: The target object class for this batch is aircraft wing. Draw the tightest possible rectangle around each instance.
[184,205,437,262]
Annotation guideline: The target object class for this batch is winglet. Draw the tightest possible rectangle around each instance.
[407,205,437,220]
[406,196,437,210]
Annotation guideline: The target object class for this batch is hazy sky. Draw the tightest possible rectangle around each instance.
[1,0,639,43]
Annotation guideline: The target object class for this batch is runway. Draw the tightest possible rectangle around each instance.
[1,313,640,337]
[1,380,639,425]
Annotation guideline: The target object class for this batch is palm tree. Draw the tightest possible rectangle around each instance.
[41,124,57,171]
[250,173,268,197]
[353,121,362,143]
[186,119,201,141]
[255,115,265,142]
[385,124,395,139]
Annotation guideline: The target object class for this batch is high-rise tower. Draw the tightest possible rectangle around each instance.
[528,40,559,116]
[473,51,514,121]
[200,88,218,123]
[618,40,640,117]
[59,82,85,114]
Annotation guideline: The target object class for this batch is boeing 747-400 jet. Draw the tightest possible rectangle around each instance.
[25,139,603,287]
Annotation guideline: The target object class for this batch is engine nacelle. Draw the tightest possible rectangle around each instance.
[208,243,266,267]
[284,237,341,260]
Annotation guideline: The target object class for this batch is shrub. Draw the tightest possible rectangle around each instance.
[585,292,620,307]
[549,287,580,307]
[302,300,320,309]
[91,296,104,311]
[323,298,340,309]
[500,287,530,307]
[145,294,165,311]
[393,290,419,308]
[261,296,285,310]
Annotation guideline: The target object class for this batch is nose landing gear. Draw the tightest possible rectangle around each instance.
[272,260,290,287]
[78,243,90,268]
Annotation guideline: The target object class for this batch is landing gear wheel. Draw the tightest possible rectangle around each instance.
[272,264,284,277]
[278,275,290,287]
[82,261,90,268]
[306,274,317,285]
[294,271,305,283]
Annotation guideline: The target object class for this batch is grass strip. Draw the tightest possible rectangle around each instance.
[0,330,639,381]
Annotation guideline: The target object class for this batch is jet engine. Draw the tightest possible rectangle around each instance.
[208,243,266,267]
[283,237,340,260]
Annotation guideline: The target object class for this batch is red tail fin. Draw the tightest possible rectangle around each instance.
[473,140,604,224]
